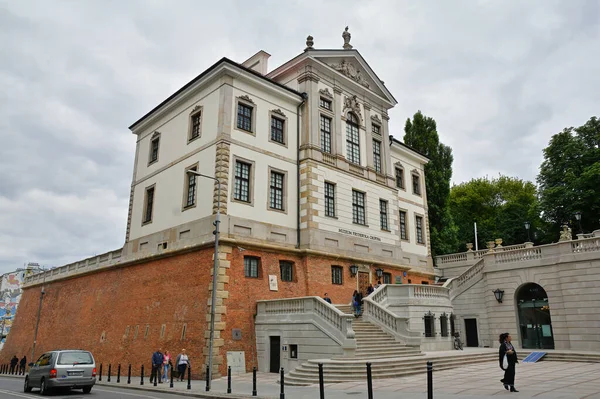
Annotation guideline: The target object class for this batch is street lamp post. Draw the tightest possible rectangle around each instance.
[524,221,531,242]
[187,170,221,391]
[575,211,583,234]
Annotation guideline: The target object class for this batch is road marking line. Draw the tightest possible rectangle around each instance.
[94,387,166,399]
[0,388,37,398]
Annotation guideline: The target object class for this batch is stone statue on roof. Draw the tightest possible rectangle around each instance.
[343,26,352,49]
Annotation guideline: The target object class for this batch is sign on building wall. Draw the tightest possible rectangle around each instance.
[269,275,278,291]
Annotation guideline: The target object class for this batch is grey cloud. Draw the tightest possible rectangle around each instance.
[1,0,599,273]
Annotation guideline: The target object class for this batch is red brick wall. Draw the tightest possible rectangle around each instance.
[2,246,433,376]
[1,250,213,379]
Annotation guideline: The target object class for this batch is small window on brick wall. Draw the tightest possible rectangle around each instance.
[124,325,130,338]
[134,325,139,339]
[144,325,150,339]
[331,266,343,285]
[181,323,187,341]
[244,256,260,278]
[280,261,294,282]
[440,313,449,337]
[423,311,435,337]
[160,324,166,339]
[382,273,392,284]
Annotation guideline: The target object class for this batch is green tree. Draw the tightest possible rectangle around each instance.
[537,116,600,237]
[404,111,458,256]
[449,176,542,250]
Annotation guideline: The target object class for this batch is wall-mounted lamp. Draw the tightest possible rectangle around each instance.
[375,268,384,278]
[493,288,505,303]
[349,264,359,277]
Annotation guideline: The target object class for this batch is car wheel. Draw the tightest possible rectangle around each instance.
[40,378,47,395]
[24,377,32,393]
[82,386,92,394]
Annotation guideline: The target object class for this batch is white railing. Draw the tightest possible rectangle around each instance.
[24,248,124,285]
[495,247,542,264]
[435,242,530,265]
[362,297,421,346]
[256,297,356,341]
[571,237,600,253]
[454,259,485,288]
[435,253,468,265]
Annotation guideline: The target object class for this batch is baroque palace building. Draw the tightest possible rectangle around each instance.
[3,30,439,376]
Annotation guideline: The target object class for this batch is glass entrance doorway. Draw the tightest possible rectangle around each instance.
[517,283,555,349]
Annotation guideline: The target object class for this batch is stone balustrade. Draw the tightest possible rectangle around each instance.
[24,248,124,286]
[256,296,356,347]
[435,242,530,266]
[362,299,421,346]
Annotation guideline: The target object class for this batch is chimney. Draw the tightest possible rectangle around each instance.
[241,50,271,75]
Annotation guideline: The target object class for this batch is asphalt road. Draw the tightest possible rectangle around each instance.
[0,378,190,399]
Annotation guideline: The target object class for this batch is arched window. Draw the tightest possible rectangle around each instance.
[346,113,360,164]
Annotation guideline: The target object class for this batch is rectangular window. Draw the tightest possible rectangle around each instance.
[372,124,381,135]
[190,112,201,141]
[379,199,389,230]
[269,171,284,210]
[181,324,187,340]
[237,103,253,132]
[244,256,259,278]
[324,182,335,217]
[399,211,408,240]
[424,312,435,338]
[331,266,343,285]
[373,140,382,173]
[320,98,332,111]
[416,216,424,244]
[289,344,298,359]
[412,174,421,195]
[271,117,285,144]
[382,273,392,284]
[185,167,197,208]
[144,325,150,338]
[320,115,332,154]
[280,261,293,282]
[234,161,251,202]
[352,190,366,225]
[395,167,404,189]
[143,186,155,224]
[149,137,159,164]
[346,121,360,164]
[134,325,139,339]
[160,324,166,339]
[450,314,456,337]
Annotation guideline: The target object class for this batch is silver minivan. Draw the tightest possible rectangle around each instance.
[24,350,96,394]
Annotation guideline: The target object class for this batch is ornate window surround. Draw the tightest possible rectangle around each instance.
[188,105,203,143]
[268,109,288,148]
[235,95,257,135]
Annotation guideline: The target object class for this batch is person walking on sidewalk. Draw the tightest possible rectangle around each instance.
[19,356,27,375]
[150,348,164,384]
[162,350,172,383]
[176,349,190,382]
[9,356,18,374]
[499,332,519,392]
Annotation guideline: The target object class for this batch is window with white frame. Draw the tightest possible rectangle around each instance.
[234,161,251,202]
[143,186,155,224]
[412,174,421,195]
[149,135,160,165]
[346,113,360,164]
[416,215,424,244]
[373,139,382,173]
[324,182,335,217]
[399,210,408,240]
[352,190,366,225]
[269,171,284,210]
[319,97,332,111]
[184,167,197,208]
[380,199,389,230]
[270,116,285,144]
[190,111,201,141]
[237,103,253,132]
[320,115,332,154]
[395,167,404,189]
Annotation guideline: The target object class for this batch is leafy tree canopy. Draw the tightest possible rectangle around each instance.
[537,116,600,236]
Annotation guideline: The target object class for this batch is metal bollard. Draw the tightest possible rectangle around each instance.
[252,367,257,396]
[170,365,173,388]
[318,363,324,399]
[117,364,121,383]
[107,364,112,382]
[153,366,157,387]
[280,367,285,399]
[205,365,210,391]
[187,365,191,390]
[366,363,373,399]
[140,364,144,385]
[227,366,232,394]
[127,364,131,384]
[99,364,102,381]
[427,361,433,399]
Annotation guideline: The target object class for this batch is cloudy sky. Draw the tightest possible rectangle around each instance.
[1,1,599,273]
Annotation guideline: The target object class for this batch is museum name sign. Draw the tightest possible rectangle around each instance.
[338,228,382,242]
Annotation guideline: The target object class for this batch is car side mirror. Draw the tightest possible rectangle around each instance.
[28,363,34,367]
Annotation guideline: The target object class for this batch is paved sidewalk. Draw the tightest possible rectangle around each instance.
[3,360,600,398]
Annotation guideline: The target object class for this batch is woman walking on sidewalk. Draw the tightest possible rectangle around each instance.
[163,350,172,382]
[499,332,519,392]
[176,349,190,382]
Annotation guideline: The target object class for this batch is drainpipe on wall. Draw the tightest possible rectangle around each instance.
[297,92,308,249]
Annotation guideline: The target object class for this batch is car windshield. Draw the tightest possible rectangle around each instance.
[57,352,93,365]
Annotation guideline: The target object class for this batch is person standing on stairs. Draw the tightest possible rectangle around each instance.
[323,293,332,304]
[353,290,363,317]
[366,284,374,295]
[499,332,519,392]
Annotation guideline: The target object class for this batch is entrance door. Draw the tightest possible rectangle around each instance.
[358,272,370,295]
[517,283,554,349]
[269,336,280,373]
[464,319,479,347]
